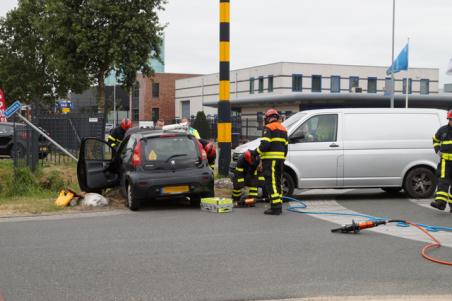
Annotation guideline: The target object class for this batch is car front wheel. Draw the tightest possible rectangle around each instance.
[282,171,295,197]
[127,183,141,211]
[403,167,436,199]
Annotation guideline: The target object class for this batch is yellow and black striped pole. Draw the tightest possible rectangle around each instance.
[218,0,231,176]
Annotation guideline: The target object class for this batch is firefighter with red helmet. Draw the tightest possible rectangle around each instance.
[431,110,452,211]
[232,149,265,207]
[199,138,216,170]
[107,118,132,149]
[255,109,288,215]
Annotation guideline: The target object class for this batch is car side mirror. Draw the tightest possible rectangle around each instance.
[289,132,305,143]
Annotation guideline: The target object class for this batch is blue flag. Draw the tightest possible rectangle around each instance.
[387,43,409,75]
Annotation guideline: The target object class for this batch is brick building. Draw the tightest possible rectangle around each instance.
[138,73,199,122]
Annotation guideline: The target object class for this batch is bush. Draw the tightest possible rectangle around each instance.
[192,111,211,139]
[5,167,41,196]
[40,170,66,191]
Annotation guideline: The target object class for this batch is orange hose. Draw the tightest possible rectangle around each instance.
[406,221,452,266]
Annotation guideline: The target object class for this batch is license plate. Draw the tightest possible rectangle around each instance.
[162,185,189,194]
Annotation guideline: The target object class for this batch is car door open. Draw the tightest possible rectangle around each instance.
[77,138,120,192]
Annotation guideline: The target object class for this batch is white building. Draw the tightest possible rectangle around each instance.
[175,62,439,119]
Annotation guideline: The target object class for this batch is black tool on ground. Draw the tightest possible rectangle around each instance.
[331,219,388,233]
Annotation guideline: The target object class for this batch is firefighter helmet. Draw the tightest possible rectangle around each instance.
[244,150,254,166]
[121,118,132,130]
[448,110,452,120]
[264,108,280,124]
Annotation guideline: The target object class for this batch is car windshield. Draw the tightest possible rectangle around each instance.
[283,112,306,131]
[142,135,198,162]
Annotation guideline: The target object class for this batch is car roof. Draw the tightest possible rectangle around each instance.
[126,126,190,139]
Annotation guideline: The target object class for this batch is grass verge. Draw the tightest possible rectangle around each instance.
[0,160,79,215]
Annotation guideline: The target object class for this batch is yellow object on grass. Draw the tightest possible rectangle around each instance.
[55,190,75,207]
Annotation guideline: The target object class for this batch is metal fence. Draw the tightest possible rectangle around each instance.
[12,112,105,170]
[160,116,263,148]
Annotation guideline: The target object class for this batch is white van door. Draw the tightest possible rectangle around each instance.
[288,113,343,188]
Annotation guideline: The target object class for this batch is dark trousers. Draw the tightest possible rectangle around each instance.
[435,158,452,203]
[232,170,264,202]
[262,159,284,208]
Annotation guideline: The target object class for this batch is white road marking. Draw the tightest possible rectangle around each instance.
[408,198,452,213]
[290,200,452,248]
[0,209,130,223]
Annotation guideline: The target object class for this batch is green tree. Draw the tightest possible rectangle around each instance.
[44,0,166,111]
[192,111,211,140]
[0,0,88,105]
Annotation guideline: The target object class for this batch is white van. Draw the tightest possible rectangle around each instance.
[231,108,447,198]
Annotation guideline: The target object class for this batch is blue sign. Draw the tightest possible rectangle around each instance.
[4,100,22,118]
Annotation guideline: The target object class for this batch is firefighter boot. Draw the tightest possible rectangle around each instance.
[264,204,282,215]
[430,199,447,211]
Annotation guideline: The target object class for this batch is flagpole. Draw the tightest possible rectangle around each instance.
[405,38,410,108]
[390,0,396,108]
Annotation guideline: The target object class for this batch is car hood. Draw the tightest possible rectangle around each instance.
[233,138,261,154]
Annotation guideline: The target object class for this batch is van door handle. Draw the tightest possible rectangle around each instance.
[329,143,339,148]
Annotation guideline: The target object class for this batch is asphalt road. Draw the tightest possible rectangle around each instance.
[1,189,452,301]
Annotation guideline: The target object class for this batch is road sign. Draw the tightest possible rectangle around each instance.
[0,89,6,122]
[4,100,22,118]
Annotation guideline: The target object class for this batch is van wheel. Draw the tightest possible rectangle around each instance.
[282,172,295,197]
[127,183,141,211]
[403,167,436,199]
[381,187,402,193]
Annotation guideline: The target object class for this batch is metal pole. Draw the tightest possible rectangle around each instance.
[15,113,78,161]
[113,83,117,127]
[405,37,410,109]
[218,0,231,176]
[390,0,396,108]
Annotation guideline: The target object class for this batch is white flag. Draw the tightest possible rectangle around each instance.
[447,58,452,75]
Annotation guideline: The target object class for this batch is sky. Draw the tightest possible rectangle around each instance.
[1,0,452,86]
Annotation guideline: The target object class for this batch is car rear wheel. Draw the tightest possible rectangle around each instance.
[190,187,214,207]
[127,183,141,211]
[10,144,25,159]
[403,167,436,199]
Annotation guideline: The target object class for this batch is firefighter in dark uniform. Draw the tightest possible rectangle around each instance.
[431,110,452,211]
[106,118,132,150]
[199,138,216,170]
[232,150,265,207]
[255,109,288,215]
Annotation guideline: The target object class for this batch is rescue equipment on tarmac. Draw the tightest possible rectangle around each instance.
[201,197,233,213]
[284,195,452,266]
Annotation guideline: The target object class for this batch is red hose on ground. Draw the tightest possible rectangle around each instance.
[406,221,452,266]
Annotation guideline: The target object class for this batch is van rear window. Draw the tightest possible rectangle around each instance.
[142,136,198,162]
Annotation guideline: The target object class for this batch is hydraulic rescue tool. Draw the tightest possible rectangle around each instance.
[331,220,388,233]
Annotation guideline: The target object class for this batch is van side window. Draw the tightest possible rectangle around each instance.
[292,114,338,143]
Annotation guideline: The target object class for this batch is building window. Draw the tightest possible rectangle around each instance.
[181,100,190,118]
[268,75,274,92]
[133,109,139,121]
[249,77,255,94]
[367,77,377,93]
[152,108,159,121]
[402,78,412,94]
[258,76,264,93]
[384,77,392,95]
[152,83,159,98]
[311,75,322,92]
[349,76,359,92]
[133,82,140,98]
[420,79,430,95]
[330,76,340,93]
[292,74,303,92]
